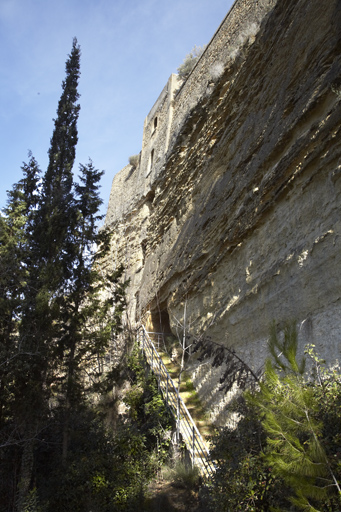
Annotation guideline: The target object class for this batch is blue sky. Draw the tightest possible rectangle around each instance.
[1,0,233,221]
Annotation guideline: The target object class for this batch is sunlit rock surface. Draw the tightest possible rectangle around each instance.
[105,0,341,424]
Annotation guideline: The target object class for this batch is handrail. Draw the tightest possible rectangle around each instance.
[137,326,215,478]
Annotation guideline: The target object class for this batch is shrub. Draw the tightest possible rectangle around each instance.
[31,344,174,512]
[204,323,341,512]
[128,154,140,168]
[203,397,288,512]
[163,461,200,490]
[177,45,206,82]
[247,323,341,511]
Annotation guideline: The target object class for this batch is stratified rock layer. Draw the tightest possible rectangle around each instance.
[105,0,341,424]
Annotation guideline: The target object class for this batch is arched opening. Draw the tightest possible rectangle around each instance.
[145,302,171,335]
[145,189,155,207]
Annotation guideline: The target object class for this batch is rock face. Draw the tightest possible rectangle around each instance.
[105,0,341,424]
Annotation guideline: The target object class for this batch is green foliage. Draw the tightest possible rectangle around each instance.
[204,397,288,511]
[205,323,341,512]
[163,461,200,490]
[125,345,174,461]
[30,343,173,512]
[248,322,341,511]
[22,488,43,512]
[177,45,206,81]
[36,408,146,512]
[185,379,195,392]
[0,154,40,348]
[0,39,128,510]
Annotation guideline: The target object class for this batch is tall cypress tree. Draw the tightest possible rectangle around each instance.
[12,39,83,509]
[36,37,80,291]
[0,38,126,509]
[18,39,81,376]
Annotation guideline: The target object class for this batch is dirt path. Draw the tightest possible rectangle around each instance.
[145,476,201,512]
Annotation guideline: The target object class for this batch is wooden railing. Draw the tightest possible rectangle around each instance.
[137,326,215,478]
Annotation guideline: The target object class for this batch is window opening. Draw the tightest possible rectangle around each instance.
[146,149,155,177]
[152,116,158,136]
[150,149,154,171]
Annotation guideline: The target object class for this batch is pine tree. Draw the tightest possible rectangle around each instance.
[247,322,341,511]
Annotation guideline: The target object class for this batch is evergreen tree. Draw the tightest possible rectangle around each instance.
[57,159,126,459]
[0,39,126,510]
[0,155,43,511]
[0,153,41,436]
[35,36,80,293]
[0,183,26,439]
[17,38,82,430]
[7,42,81,503]
[247,322,341,511]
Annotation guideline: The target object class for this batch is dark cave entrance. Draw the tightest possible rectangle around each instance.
[146,301,172,335]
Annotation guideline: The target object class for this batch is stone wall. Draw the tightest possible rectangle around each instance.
[105,0,275,228]
[105,0,341,424]
[169,0,277,148]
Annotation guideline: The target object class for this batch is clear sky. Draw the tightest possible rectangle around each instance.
[1,0,233,222]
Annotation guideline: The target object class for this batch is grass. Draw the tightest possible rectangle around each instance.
[162,461,200,490]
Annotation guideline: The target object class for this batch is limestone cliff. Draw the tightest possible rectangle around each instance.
[105,0,341,424]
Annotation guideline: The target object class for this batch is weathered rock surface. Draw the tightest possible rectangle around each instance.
[105,0,341,424]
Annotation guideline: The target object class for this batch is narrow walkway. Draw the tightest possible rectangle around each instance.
[146,477,200,511]
[150,334,213,440]
[137,326,215,479]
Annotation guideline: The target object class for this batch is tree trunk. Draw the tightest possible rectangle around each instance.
[16,434,35,512]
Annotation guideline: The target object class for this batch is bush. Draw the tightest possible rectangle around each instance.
[248,324,341,510]
[128,154,140,168]
[203,397,288,511]
[30,344,174,512]
[177,45,206,81]
[163,461,200,490]
[204,323,341,511]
